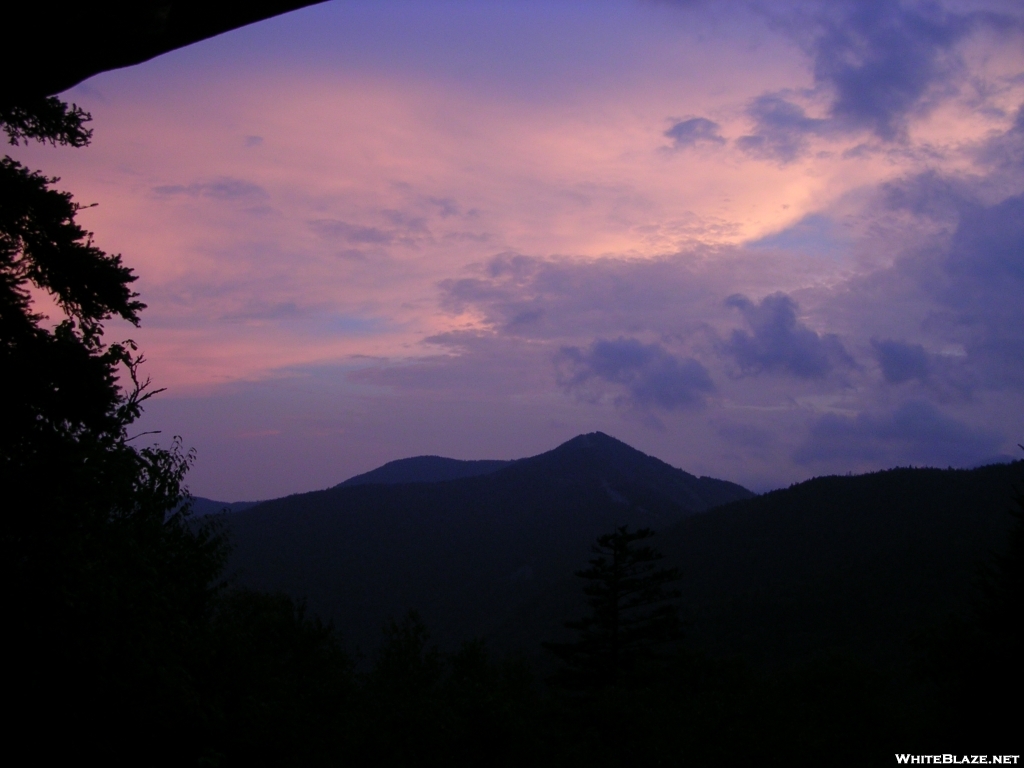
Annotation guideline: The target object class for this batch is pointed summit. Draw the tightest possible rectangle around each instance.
[500,432,748,513]
[223,432,753,651]
[551,431,642,454]
[549,432,659,465]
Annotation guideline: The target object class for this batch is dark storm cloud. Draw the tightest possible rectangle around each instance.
[872,339,929,384]
[736,94,828,162]
[721,293,854,378]
[881,148,1024,389]
[944,194,1024,301]
[879,169,970,220]
[153,177,269,201]
[940,193,1024,387]
[794,400,1001,467]
[737,1,1020,161]
[811,0,975,140]
[664,117,726,149]
[556,337,714,411]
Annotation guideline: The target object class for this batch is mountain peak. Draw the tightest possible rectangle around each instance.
[558,431,625,448]
[225,432,754,652]
[541,431,656,465]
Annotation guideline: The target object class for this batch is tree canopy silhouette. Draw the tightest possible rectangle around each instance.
[1,94,230,765]
[545,526,681,690]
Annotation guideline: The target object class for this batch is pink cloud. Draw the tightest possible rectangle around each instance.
[9,0,1023,497]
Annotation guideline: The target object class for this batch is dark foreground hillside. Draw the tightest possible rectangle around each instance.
[226,437,1022,668]
[670,463,1023,667]
[216,450,1023,763]
[225,432,751,650]
[517,462,1023,671]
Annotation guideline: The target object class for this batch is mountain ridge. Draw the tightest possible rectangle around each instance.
[502,460,1024,669]
[338,456,512,487]
[223,432,752,650]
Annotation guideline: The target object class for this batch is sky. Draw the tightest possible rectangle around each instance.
[13,0,1024,499]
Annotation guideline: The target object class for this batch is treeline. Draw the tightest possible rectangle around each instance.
[81,539,1014,767]
[174,519,1020,767]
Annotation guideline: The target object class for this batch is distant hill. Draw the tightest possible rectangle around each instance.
[223,432,752,650]
[505,462,1024,670]
[188,498,260,516]
[338,456,511,487]
[668,462,1023,666]
[189,458,510,514]
[224,432,1021,669]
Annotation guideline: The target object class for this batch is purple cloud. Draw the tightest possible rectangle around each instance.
[737,94,829,162]
[664,117,725,149]
[735,1,1016,161]
[812,0,974,140]
[153,177,268,201]
[309,219,394,244]
[872,339,929,384]
[556,338,714,411]
[794,400,1002,467]
[881,153,1024,390]
[721,293,853,378]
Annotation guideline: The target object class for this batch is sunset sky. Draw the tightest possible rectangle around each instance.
[14,0,1024,500]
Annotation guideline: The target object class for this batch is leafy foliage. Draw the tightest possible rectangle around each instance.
[0,97,92,147]
[0,121,144,464]
[0,94,236,765]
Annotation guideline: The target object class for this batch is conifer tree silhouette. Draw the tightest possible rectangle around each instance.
[545,526,681,690]
[1,95,226,765]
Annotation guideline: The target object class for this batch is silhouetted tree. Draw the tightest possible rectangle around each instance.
[1,95,228,765]
[545,526,681,691]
